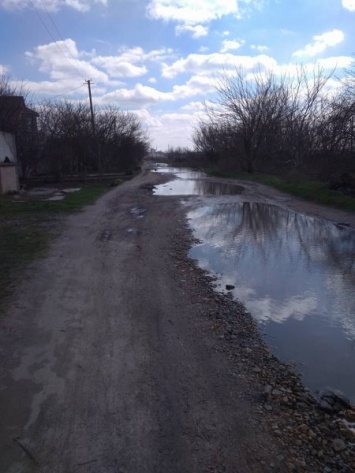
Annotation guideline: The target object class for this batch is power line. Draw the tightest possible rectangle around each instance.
[38,0,85,72]
[29,0,87,82]
[49,83,86,100]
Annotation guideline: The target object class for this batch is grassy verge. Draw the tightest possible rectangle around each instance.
[0,186,107,216]
[206,168,355,212]
[0,186,109,309]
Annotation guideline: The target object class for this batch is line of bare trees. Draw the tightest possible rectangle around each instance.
[0,75,149,178]
[193,65,355,181]
[36,101,149,178]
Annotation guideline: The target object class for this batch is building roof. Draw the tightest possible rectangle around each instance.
[0,95,39,133]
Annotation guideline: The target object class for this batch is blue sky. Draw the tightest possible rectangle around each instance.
[0,0,354,149]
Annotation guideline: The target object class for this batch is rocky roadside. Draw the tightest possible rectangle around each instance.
[163,208,355,473]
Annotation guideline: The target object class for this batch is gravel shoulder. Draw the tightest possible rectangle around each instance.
[0,170,354,473]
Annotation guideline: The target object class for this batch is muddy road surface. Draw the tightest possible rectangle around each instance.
[0,170,354,473]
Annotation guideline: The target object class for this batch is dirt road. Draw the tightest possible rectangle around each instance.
[0,170,354,473]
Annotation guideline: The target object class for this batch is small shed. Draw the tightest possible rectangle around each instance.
[0,131,19,194]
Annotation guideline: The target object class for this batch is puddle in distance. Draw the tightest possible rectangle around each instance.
[152,163,206,180]
[188,202,355,401]
[152,163,242,192]
[154,179,244,196]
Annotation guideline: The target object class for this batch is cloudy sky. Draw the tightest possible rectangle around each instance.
[0,0,354,149]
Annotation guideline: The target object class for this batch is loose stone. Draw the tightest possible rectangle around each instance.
[332,438,346,453]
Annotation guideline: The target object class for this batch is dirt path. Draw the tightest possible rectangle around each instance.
[238,180,355,227]
[0,170,354,473]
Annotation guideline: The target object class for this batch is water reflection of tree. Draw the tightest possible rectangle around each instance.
[197,203,355,275]
[197,203,292,258]
[194,180,244,196]
[192,202,355,333]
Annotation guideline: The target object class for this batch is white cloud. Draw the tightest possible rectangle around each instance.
[0,64,8,74]
[293,29,345,58]
[129,108,162,129]
[148,111,196,149]
[147,0,240,25]
[100,84,173,107]
[221,39,244,53]
[91,45,174,77]
[175,24,208,38]
[99,74,214,108]
[183,74,215,93]
[0,0,107,11]
[251,44,268,52]
[92,56,147,78]
[162,52,277,79]
[342,0,355,11]
[25,40,178,94]
[115,46,174,63]
[146,0,264,35]
[181,100,212,111]
[170,77,212,98]
[316,55,353,69]
[26,39,108,82]
[14,79,87,96]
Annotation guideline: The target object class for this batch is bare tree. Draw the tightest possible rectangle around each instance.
[194,66,337,176]
[36,101,149,178]
[195,69,291,173]
[280,66,334,170]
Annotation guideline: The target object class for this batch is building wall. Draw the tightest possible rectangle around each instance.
[0,164,19,194]
[0,131,17,162]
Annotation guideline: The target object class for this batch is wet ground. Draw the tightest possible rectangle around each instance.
[153,163,355,402]
[13,187,81,201]
[154,179,244,196]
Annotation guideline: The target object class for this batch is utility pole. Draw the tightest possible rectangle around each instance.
[86,79,96,135]
[351,117,354,153]
[85,79,101,174]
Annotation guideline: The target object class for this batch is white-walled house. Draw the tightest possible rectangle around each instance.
[0,131,19,194]
[0,96,39,179]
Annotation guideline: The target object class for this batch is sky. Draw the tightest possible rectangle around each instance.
[0,0,354,150]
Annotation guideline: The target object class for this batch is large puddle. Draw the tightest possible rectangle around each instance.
[153,164,355,400]
[188,203,355,401]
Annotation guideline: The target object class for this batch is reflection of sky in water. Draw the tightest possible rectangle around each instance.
[154,179,244,196]
[152,165,206,180]
[188,202,355,400]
